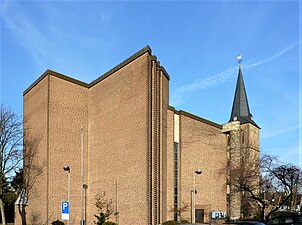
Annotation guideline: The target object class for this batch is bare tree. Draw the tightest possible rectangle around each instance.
[262,156,302,218]
[23,131,43,197]
[16,130,44,225]
[227,153,302,222]
[0,105,23,225]
[169,202,189,222]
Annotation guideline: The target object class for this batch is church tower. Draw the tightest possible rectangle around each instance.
[222,58,260,220]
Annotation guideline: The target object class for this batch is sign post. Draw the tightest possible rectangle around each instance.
[62,201,70,221]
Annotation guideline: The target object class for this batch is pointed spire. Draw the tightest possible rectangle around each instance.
[229,60,259,128]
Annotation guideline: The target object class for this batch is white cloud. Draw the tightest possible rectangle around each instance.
[263,146,301,167]
[1,1,53,68]
[245,41,300,69]
[1,1,111,78]
[170,66,238,106]
[170,41,300,107]
[261,124,301,140]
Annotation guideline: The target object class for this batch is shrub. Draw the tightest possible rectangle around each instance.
[51,220,65,225]
[94,192,118,225]
[162,219,191,225]
[162,220,179,225]
[103,221,118,225]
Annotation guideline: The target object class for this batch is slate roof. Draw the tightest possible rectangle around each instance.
[229,66,259,128]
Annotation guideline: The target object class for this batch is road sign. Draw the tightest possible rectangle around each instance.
[62,201,70,220]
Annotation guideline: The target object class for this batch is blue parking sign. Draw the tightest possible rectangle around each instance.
[62,201,69,214]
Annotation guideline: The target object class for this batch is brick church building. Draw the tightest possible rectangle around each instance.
[19,46,260,225]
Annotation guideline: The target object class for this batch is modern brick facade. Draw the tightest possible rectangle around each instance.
[20,46,260,225]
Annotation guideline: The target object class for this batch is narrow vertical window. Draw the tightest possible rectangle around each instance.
[227,134,230,147]
[241,131,245,144]
[174,142,179,221]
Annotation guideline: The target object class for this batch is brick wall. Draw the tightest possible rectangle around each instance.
[87,52,150,225]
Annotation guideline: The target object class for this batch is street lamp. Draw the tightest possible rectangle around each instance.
[82,184,88,225]
[193,169,202,223]
[63,165,70,225]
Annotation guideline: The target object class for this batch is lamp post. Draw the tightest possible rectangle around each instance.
[193,169,202,224]
[82,184,88,225]
[63,165,70,225]
[190,189,194,223]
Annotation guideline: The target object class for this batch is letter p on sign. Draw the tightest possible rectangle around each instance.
[62,201,70,220]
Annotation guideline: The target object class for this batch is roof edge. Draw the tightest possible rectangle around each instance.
[150,55,170,80]
[23,70,89,96]
[241,120,261,129]
[23,46,152,95]
[160,66,170,80]
[168,105,175,111]
[89,45,152,87]
[168,106,222,129]
[179,110,222,129]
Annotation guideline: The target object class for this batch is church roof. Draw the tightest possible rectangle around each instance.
[229,66,259,128]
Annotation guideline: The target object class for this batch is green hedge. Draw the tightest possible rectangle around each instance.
[162,220,179,225]
[51,220,65,225]
[103,221,118,225]
[162,220,191,225]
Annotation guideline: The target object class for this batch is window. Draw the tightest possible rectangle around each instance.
[227,134,230,147]
[173,142,179,221]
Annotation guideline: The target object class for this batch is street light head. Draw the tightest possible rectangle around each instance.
[63,165,70,172]
[195,169,202,174]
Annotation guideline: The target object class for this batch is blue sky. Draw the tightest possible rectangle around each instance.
[1,1,301,166]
